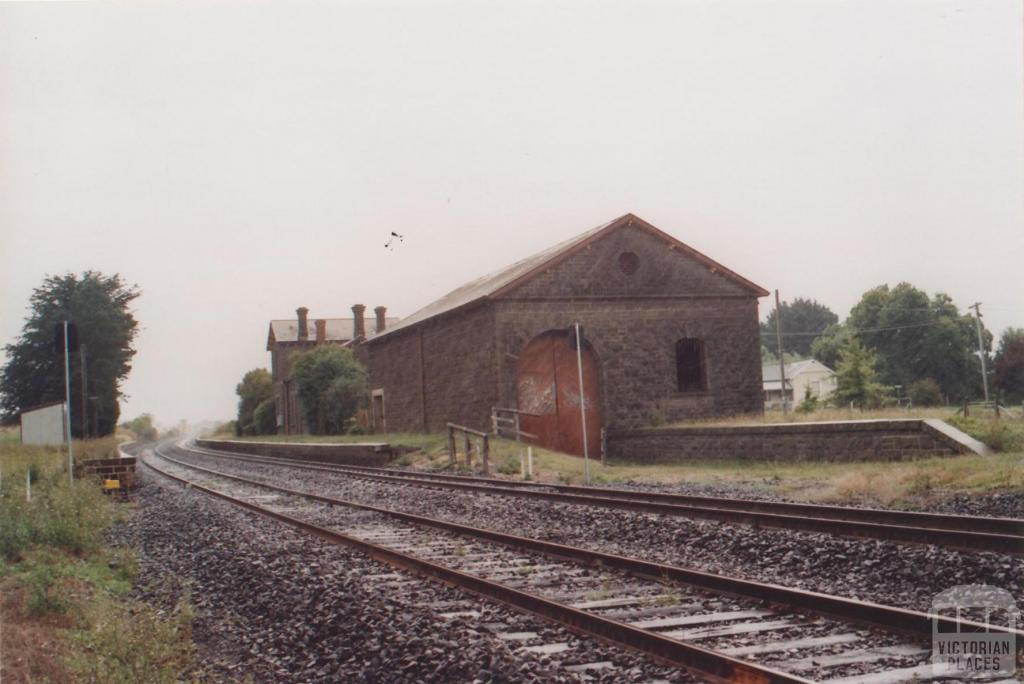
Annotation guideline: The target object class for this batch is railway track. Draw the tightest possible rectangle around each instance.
[179,441,1024,555]
[145,444,1021,683]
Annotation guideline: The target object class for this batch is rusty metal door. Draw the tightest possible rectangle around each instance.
[517,331,602,457]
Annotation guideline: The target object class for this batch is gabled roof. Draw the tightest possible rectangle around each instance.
[372,213,768,341]
[762,359,835,385]
[267,317,399,350]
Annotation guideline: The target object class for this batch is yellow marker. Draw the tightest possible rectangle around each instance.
[104,479,121,490]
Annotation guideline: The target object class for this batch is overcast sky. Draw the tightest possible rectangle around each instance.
[1,1,1022,426]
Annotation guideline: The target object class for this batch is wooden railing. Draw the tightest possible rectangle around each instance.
[446,422,491,475]
[490,406,539,441]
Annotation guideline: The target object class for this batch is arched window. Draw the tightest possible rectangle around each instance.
[675,338,706,392]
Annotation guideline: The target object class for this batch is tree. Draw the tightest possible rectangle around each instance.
[292,346,367,435]
[833,338,884,409]
[252,398,277,435]
[908,378,943,407]
[235,369,274,436]
[845,283,985,401]
[993,327,1024,403]
[796,386,819,414]
[125,413,158,442]
[761,298,839,357]
[810,323,851,369]
[0,272,139,436]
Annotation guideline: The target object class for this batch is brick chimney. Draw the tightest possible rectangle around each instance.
[296,307,309,341]
[352,304,366,340]
[314,319,326,344]
[374,306,387,334]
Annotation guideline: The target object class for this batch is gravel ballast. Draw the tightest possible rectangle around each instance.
[163,446,1024,615]
[124,464,691,682]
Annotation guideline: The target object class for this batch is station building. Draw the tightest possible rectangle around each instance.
[363,213,768,456]
[267,305,396,434]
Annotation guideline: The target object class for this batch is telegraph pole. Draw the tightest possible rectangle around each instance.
[79,344,88,439]
[968,303,990,402]
[62,321,74,482]
[774,290,788,413]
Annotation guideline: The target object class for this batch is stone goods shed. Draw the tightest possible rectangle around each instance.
[365,213,768,456]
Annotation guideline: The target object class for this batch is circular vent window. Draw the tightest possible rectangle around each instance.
[618,251,639,275]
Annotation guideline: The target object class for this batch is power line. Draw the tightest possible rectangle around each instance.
[759,320,943,337]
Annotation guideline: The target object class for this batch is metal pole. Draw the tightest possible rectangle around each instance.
[774,290,788,414]
[969,303,989,402]
[575,322,590,484]
[63,321,74,483]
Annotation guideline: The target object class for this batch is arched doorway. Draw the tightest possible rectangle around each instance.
[516,330,602,457]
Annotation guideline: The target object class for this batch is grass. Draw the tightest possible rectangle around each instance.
[675,406,959,427]
[208,407,1024,507]
[0,437,193,683]
[221,431,450,452]
[519,431,1023,506]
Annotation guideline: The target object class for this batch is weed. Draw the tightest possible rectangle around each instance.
[651,593,681,607]
[108,547,139,586]
[948,416,1024,452]
[496,457,520,476]
[583,587,613,602]
[24,562,69,617]
[65,592,194,684]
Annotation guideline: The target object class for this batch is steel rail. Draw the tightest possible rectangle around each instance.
[181,442,1023,555]
[140,454,813,684]
[186,442,1023,535]
[151,444,1022,643]
[331,461,1022,536]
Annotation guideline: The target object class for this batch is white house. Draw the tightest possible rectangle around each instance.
[762,359,837,409]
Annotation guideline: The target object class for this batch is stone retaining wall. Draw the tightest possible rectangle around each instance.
[606,419,987,463]
[196,439,395,467]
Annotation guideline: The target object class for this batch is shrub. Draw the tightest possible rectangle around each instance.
[796,387,819,414]
[496,457,520,476]
[24,562,69,616]
[126,414,158,442]
[35,476,113,555]
[908,378,943,407]
[0,471,111,560]
[947,416,1024,452]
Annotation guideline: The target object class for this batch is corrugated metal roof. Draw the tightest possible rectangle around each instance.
[268,317,400,345]
[372,213,768,341]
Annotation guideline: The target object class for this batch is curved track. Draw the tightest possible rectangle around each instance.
[144,443,1022,684]
[181,441,1023,555]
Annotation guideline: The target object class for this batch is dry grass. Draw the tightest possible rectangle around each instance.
[520,445,1024,506]
[0,435,122,482]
